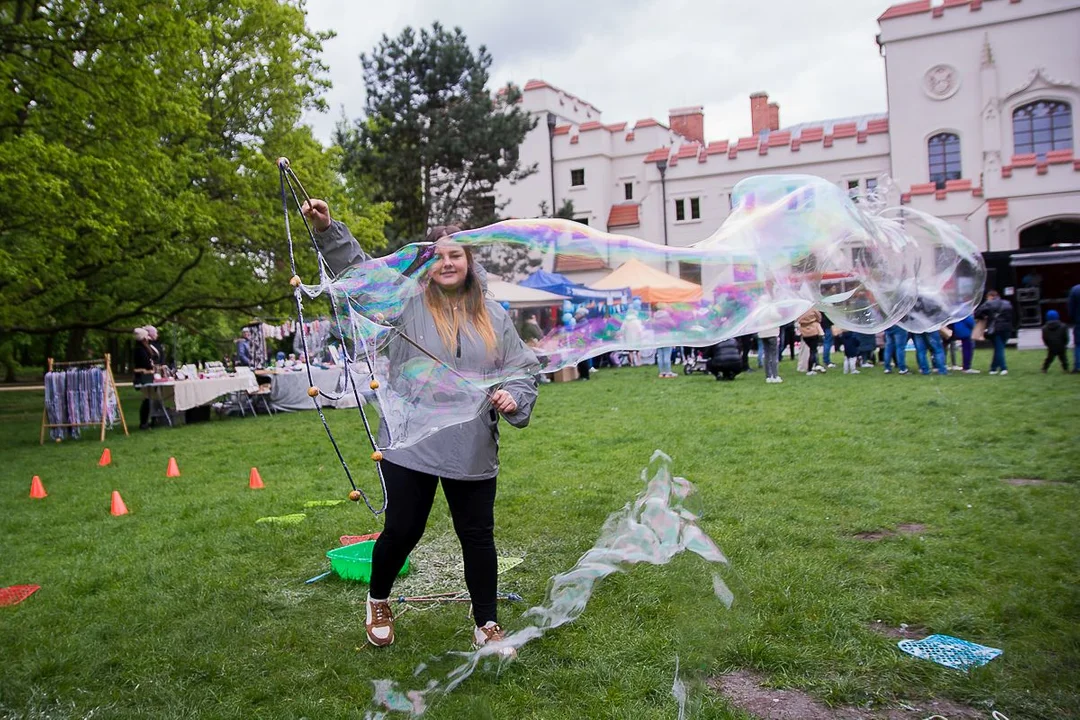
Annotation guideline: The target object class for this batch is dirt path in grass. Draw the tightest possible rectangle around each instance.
[711,670,986,720]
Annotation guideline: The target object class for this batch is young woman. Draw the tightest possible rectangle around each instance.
[302,199,538,650]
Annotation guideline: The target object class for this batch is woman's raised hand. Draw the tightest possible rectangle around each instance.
[301,198,332,233]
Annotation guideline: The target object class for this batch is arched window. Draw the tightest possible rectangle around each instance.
[1013,101,1073,158]
[928,132,961,189]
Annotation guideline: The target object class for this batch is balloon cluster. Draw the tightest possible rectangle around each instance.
[301,174,984,449]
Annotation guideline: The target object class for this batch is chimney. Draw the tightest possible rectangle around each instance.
[750,92,770,135]
[750,92,780,135]
[767,102,780,131]
[668,106,704,145]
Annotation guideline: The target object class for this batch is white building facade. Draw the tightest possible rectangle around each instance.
[494,0,1080,323]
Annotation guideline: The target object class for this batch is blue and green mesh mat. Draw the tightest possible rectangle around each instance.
[898,634,1002,671]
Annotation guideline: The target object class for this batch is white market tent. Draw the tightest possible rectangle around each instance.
[486,280,569,309]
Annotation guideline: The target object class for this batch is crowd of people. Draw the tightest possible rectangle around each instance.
[558,285,1078,384]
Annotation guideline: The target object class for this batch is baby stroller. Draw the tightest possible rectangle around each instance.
[682,347,711,375]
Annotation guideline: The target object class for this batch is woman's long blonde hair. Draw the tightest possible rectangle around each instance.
[423,226,497,356]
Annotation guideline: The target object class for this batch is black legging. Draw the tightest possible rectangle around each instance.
[804,336,820,368]
[369,460,498,625]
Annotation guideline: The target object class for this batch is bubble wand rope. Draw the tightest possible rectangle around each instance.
[277,158,386,515]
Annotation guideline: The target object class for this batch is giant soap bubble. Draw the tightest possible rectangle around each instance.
[298,174,981,450]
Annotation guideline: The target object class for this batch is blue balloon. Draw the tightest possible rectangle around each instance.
[500,301,511,311]
[561,312,574,327]
[562,300,573,312]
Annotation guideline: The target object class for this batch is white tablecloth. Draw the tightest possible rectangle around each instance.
[267,367,370,411]
[145,375,259,412]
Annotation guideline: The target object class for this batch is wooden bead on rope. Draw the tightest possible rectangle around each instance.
[276,157,290,170]
[369,379,380,390]
[307,386,319,397]
[371,450,383,462]
[289,275,302,287]
[348,490,362,502]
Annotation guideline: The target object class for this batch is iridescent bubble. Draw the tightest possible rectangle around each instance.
[301,174,982,450]
[881,207,986,332]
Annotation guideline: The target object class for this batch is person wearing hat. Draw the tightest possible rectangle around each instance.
[133,328,156,429]
[1041,310,1069,373]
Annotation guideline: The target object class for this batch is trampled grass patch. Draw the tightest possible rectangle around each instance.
[1,349,1077,718]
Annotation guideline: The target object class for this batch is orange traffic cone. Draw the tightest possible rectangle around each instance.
[29,476,47,499]
[248,467,264,490]
[99,448,112,467]
[166,457,181,477]
[110,490,128,516]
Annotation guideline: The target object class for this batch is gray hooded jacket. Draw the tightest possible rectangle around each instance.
[314,220,538,480]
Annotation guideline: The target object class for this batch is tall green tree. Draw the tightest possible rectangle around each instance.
[0,0,389,362]
[336,23,535,249]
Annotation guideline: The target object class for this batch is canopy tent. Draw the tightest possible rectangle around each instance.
[590,258,703,304]
[520,269,631,304]
[486,280,568,309]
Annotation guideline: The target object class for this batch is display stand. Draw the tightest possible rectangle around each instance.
[40,354,130,444]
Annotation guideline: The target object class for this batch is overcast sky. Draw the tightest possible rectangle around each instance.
[302,0,900,145]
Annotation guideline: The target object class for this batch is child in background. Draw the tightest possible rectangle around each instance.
[841,330,862,374]
[1041,310,1069,373]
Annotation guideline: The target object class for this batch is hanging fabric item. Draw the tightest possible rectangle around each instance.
[43,366,119,441]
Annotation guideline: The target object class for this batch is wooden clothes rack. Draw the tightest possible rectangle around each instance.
[40,353,130,444]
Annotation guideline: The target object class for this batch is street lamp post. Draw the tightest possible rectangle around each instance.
[657,157,670,274]
[546,112,557,216]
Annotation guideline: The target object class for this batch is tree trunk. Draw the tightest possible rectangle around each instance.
[65,327,87,362]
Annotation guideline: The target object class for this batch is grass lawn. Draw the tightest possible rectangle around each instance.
[1,349,1077,719]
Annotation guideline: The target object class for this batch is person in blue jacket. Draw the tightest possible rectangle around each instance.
[952,315,978,373]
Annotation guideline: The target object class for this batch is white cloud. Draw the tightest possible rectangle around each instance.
[302,0,898,144]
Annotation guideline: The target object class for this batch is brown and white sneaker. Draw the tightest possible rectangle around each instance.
[472,621,516,658]
[365,596,395,647]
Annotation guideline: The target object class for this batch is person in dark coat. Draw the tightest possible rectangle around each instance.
[841,330,862,374]
[1068,283,1080,373]
[1041,310,1069,373]
[976,290,1014,375]
[705,339,743,381]
[132,327,156,430]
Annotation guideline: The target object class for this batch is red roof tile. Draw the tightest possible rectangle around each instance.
[944,179,972,192]
[569,134,579,145]
[607,203,640,229]
[832,122,858,139]
[579,121,604,132]
[879,1,930,21]
[522,79,601,114]
[643,148,671,163]
[909,182,937,195]
[605,122,627,132]
[799,127,824,143]
[1046,149,1074,164]
[1011,153,1037,167]
[706,140,729,155]
[553,124,571,136]
[634,118,664,129]
[735,136,759,152]
[988,198,1008,218]
[675,143,701,159]
[554,254,608,273]
[625,132,635,142]
[866,118,890,134]
[767,131,791,147]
